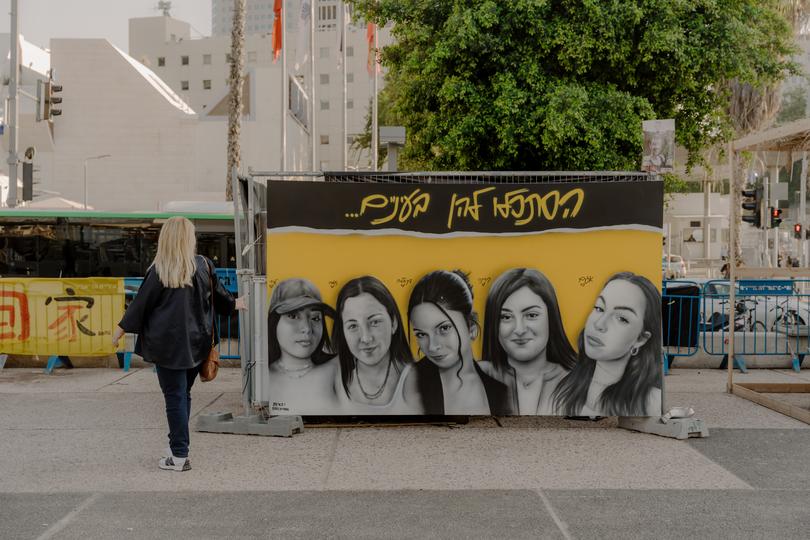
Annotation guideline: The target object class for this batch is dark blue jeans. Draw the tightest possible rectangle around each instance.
[155,364,202,459]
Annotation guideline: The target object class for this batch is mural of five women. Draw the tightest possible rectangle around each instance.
[266,269,662,417]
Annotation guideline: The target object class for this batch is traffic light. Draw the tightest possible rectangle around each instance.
[795,223,803,239]
[770,207,783,228]
[741,186,763,228]
[43,80,62,119]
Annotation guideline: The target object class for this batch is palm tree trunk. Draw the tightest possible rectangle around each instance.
[226,0,246,202]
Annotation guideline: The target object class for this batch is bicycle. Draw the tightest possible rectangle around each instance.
[769,299,807,333]
[715,298,765,332]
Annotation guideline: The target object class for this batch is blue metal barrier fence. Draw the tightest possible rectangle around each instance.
[662,278,809,373]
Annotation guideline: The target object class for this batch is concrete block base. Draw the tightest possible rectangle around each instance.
[195,411,304,437]
[618,416,709,440]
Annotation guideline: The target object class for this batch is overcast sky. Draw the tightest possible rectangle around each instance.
[0,0,212,52]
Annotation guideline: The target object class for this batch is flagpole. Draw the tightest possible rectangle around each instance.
[371,22,378,172]
[310,0,316,171]
[281,0,287,171]
[341,1,347,170]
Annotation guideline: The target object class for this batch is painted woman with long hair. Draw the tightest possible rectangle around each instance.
[479,268,576,415]
[408,270,510,415]
[553,272,662,417]
[266,278,339,415]
[332,276,422,414]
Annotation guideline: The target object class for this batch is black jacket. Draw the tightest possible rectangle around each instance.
[119,255,235,369]
[415,358,512,416]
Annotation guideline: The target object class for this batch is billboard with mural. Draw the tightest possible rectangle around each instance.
[264,176,663,416]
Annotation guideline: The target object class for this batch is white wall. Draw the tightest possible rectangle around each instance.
[49,39,199,211]
[664,192,730,261]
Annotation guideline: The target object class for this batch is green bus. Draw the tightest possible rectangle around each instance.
[0,209,235,277]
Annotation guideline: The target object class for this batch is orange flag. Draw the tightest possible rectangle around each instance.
[271,0,282,63]
[366,22,376,75]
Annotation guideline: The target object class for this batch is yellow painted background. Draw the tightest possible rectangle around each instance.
[267,229,661,352]
[0,278,124,355]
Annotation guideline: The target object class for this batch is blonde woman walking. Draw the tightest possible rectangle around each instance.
[112,217,245,471]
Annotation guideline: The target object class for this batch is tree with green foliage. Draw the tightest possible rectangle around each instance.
[350,0,796,172]
[775,83,808,125]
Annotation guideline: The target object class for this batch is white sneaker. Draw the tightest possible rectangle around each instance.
[158,456,191,472]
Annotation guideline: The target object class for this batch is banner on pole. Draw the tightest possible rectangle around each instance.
[0,278,124,355]
[265,177,664,416]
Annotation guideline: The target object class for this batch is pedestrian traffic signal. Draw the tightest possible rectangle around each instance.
[741,187,763,228]
[795,223,803,239]
[770,207,783,228]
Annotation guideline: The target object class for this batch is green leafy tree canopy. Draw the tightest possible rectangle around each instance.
[351,0,796,171]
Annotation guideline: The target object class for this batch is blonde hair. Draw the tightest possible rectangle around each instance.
[153,216,197,288]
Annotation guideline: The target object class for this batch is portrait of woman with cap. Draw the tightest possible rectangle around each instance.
[332,275,423,414]
[267,278,340,415]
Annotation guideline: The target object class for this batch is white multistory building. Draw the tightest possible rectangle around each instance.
[130,5,391,171]
[1,34,308,211]
[212,0,277,37]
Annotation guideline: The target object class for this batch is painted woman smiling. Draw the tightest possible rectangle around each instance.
[332,276,422,414]
[553,272,662,417]
[408,270,509,415]
[479,268,577,415]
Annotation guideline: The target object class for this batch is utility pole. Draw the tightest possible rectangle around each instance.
[310,0,316,171]
[6,0,19,207]
[801,152,807,266]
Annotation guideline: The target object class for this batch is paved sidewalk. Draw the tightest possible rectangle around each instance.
[1,367,809,539]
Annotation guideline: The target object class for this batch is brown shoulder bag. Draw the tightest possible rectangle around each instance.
[200,259,220,382]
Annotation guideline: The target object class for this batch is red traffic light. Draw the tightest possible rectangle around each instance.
[795,224,802,233]
[773,208,783,218]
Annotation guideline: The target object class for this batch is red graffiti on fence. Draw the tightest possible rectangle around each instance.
[0,291,31,341]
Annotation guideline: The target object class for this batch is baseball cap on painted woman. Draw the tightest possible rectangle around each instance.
[269,278,336,318]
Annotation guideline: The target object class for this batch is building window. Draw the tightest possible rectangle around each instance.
[181,80,189,90]
[319,47,329,59]
[157,56,166,67]
[320,100,330,111]
[181,55,189,65]
[203,54,212,65]
[347,73,354,83]
[347,99,354,109]
[247,51,258,63]
[320,73,330,85]
[203,79,212,90]
[319,5,337,21]
[347,46,354,57]
[320,135,330,145]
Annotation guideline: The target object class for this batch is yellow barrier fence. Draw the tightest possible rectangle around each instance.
[0,278,124,356]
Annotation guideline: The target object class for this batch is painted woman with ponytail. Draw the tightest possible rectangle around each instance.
[553,272,662,417]
[408,270,510,415]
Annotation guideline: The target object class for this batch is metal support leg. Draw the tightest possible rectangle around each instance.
[719,354,748,373]
[44,355,63,374]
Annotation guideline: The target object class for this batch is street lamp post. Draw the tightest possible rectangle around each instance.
[83,154,111,209]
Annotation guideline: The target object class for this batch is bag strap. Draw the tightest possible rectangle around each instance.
[202,256,216,347]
